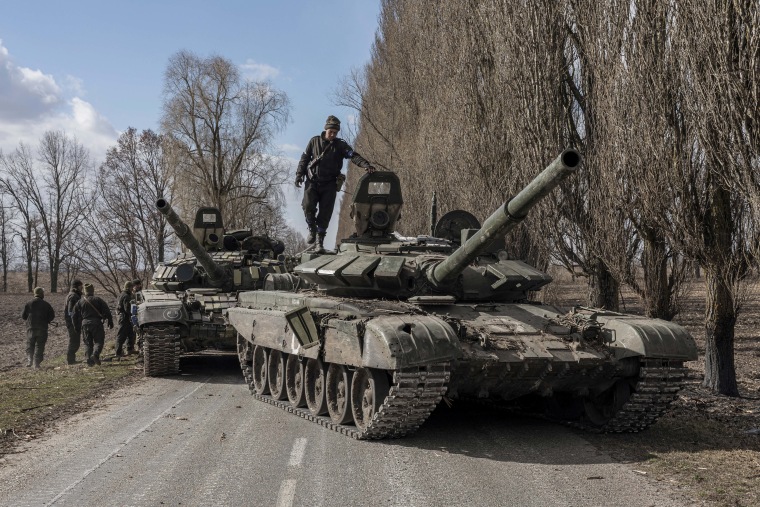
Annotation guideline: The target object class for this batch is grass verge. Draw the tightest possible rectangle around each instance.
[584,401,760,506]
[0,350,141,457]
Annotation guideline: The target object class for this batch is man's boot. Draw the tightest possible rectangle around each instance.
[26,354,33,367]
[306,227,317,245]
[316,234,325,253]
[32,357,41,369]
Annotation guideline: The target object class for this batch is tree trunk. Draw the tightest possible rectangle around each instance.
[50,260,59,293]
[587,257,619,310]
[702,267,739,396]
[641,231,675,319]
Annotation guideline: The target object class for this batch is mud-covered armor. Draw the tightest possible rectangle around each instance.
[226,150,697,439]
[136,200,291,376]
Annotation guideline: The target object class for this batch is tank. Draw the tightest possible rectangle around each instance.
[136,199,291,376]
[226,149,698,439]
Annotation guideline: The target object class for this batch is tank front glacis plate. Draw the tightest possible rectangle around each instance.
[137,300,188,327]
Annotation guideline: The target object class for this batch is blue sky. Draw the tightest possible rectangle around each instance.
[0,0,381,246]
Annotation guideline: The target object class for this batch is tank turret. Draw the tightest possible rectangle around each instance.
[290,149,580,302]
[156,198,230,289]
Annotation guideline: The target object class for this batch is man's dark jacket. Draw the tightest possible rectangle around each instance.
[65,289,82,327]
[116,290,132,325]
[22,298,55,331]
[73,296,113,326]
[296,133,371,183]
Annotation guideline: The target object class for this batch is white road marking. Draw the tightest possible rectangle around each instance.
[46,377,212,506]
[288,437,307,467]
[276,479,298,507]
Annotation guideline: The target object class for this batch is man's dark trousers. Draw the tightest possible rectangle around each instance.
[302,180,337,232]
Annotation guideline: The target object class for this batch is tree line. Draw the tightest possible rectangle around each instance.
[337,0,758,396]
[0,51,304,299]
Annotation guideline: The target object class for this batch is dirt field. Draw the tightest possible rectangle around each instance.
[1,271,758,505]
[0,281,127,372]
[1,290,71,372]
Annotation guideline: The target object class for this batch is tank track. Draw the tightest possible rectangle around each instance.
[576,361,687,433]
[143,326,181,376]
[243,357,450,439]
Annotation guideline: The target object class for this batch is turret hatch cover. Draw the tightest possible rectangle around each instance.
[434,210,481,244]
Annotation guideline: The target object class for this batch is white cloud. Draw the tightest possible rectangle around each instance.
[278,143,304,155]
[0,40,62,121]
[63,75,85,96]
[240,59,280,81]
[0,40,117,164]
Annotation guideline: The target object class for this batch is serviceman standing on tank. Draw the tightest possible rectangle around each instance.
[295,115,375,252]
[114,281,134,358]
[21,287,56,369]
[73,283,113,366]
[64,279,83,364]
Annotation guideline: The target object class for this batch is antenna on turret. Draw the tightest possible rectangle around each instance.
[430,191,437,237]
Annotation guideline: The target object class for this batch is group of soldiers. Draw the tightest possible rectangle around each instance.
[22,115,368,368]
[21,278,143,369]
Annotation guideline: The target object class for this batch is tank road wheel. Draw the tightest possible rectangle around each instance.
[326,364,354,425]
[252,346,270,395]
[350,368,390,432]
[268,350,288,400]
[305,359,328,416]
[286,354,307,407]
[237,334,254,392]
[583,379,634,427]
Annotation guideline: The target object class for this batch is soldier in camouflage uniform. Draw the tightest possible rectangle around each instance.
[65,279,83,364]
[21,287,56,369]
[295,115,375,252]
[73,283,113,366]
[114,281,134,357]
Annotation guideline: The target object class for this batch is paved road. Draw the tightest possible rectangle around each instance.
[0,355,691,507]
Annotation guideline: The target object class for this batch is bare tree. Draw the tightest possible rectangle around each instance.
[0,132,90,292]
[643,0,760,396]
[161,50,291,222]
[0,145,46,292]
[0,193,15,292]
[97,128,175,273]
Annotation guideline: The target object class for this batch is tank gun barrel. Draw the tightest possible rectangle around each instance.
[156,199,229,286]
[429,149,581,287]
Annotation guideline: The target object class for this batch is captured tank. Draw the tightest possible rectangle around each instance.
[226,149,697,439]
[136,199,291,376]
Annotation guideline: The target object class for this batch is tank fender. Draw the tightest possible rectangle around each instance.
[137,301,188,328]
[600,316,698,361]
[363,315,462,370]
[225,307,320,359]
[323,319,364,367]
